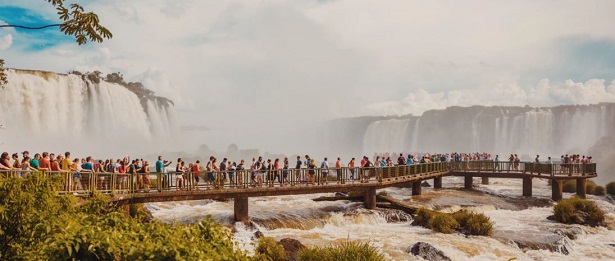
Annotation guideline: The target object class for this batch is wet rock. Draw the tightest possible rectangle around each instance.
[253,230,264,239]
[421,181,432,187]
[335,192,349,197]
[609,244,615,248]
[278,238,305,261]
[494,230,573,255]
[553,227,585,240]
[408,242,451,261]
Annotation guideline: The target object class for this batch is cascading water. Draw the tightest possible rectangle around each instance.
[362,119,411,155]
[0,69,177,156]
[350,104,615,157]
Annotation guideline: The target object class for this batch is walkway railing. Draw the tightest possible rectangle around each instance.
[0,161,595,196]
[448,161,597,176]
[0,162,449,195]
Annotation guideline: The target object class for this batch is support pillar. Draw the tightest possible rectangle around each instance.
[234,196,249,223]
[576,178,587,199]
[522,177,532,197]
[464,176,473,189]
[364,188,377,209]
[412,181,422,195]
[552,180,563,201]
[434,177,442,189]
[482,177,489,185]
[122,204,131,218]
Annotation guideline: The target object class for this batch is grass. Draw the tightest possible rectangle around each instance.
[255,237,287,261]
[413,208,493,236]
[607,182,615,196]
[595,185,606,196]
[296,241,385,261]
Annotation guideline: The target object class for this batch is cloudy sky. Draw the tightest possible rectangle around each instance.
[1,0,615,152]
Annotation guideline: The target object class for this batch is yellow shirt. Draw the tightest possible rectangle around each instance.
[62,158,72,171]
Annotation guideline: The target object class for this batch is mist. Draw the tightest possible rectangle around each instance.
[1,0,615,158]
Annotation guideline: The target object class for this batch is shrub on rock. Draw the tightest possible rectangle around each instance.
[552,197,605,227]
[594,186,606,196]
[562,180,576,193]
[606,182,615,196]
[256,237,287,261]
[428,213,459,234]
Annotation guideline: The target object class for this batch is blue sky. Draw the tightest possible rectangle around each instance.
[1,0,615,151]
[0,5,74,51]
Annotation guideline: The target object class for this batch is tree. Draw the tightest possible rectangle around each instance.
[0,0,112,86]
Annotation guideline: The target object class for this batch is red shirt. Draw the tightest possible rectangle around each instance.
[39,158,51,170]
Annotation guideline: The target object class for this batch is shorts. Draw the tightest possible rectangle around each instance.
[208,172,215,181]
[193,175,199,182]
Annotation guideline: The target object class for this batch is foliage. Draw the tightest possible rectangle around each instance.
[296,241,385,261]
[46,0,112,45]
[607,182,615,196]
[594,185,606,196]
[553,197,605,227]
[255,237,286,261]
[0,59,6,86]
[377,191,389,197]
[0,174,250,260]
[563,180,576,193]
[428,213,459,234]
[586,180,597,195]
[414,208,493,236]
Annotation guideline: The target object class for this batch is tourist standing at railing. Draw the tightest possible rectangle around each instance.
[192,160,201,189]
[348,158,355,179]
[535,155,540,163]
[39,152,51,171]
[264,159,272,186]
[117,160,127,191]
[175,159,185,190]
[362,157,373,183]
[139,161,151,191]
[229,161,237,187]
[295,156,302,184]
[237,159,246,186]
[321,158,329,184]
[282,158,289,186]
[11,153,21,173]
[273,158,281,186]
[374,156,381,168]
[0,152,12,171]
[206,156,214,187]
[156,156,172,189]
[50,156,61,171]
[70,158,81,190]
[211,157,221,188]
[221,158,229,187]
[335,157,342,183]
[82,157,94,191]
[61,152,71,172]
[308,159,316,185]
[406,154,413,165]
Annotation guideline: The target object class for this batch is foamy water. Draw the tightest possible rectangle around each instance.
[147,177,615,260]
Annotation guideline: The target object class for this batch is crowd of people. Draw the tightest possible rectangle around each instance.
[0,150,595,191]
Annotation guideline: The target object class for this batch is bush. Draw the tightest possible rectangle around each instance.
[428,213,459,234]
[586,180,597,195]
[607,182,615,196]
[412,207,435,227]
[297,241,385,261]
[256,237,286,261]
[595,186,606,196]
[553,197,605,227]
[377,191,389,197]
[563,180,576,193]
[0,174,249,260]
[464,213,494,236]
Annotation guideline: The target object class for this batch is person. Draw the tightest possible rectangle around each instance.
[295,156,302,185]
[348,158,356,180]
[494,155,500,172]
[50,155,61,171]
[211,157,220,188]
[363,157,373,182]
[374,156,382,168]
[156,156,172,188]
[237,159,246,186]
[139,161,151,191]
[81,157,94,191]
[307,159,316,185]
[220,158,228,187]
[535,155,540,163]
[206,156,215,188]
[273,158,280,186]
[70,158,81,191]
[191,160,201,189]
[397,153,405,165]
[508,154,514,172]
[62,152,72,171]
[282,158,289,186]
[38,152,51,171]
[335,157,342,183]
[406,154,413,165]
[117,159,127,191]
[320,157,329,184]
[229,161,237,187]
[30,153,40,170]
[175,160,185,190]
[514,154,520,171]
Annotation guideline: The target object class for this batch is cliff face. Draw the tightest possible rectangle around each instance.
[0,69,177,156]
[326,103,615,183]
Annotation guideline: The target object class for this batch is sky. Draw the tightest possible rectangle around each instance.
[1,0,615,152]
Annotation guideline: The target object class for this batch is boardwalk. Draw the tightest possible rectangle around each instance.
[0,161,597,221]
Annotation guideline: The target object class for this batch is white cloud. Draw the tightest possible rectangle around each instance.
[364,79,615,116]
[3,0,615,152]
[0,34,12,50]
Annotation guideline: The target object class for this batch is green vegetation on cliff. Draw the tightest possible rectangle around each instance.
[412,207,494,236]
[552,197,605,227]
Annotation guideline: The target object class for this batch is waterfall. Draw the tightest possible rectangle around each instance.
[410,118,420,152]
[0,69,177,157]
[362,119,411,155]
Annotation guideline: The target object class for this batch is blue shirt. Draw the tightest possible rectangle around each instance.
[82,162,93,171]
[30,159,39,169]
[156,160,164,173]
[406,158,413,165]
